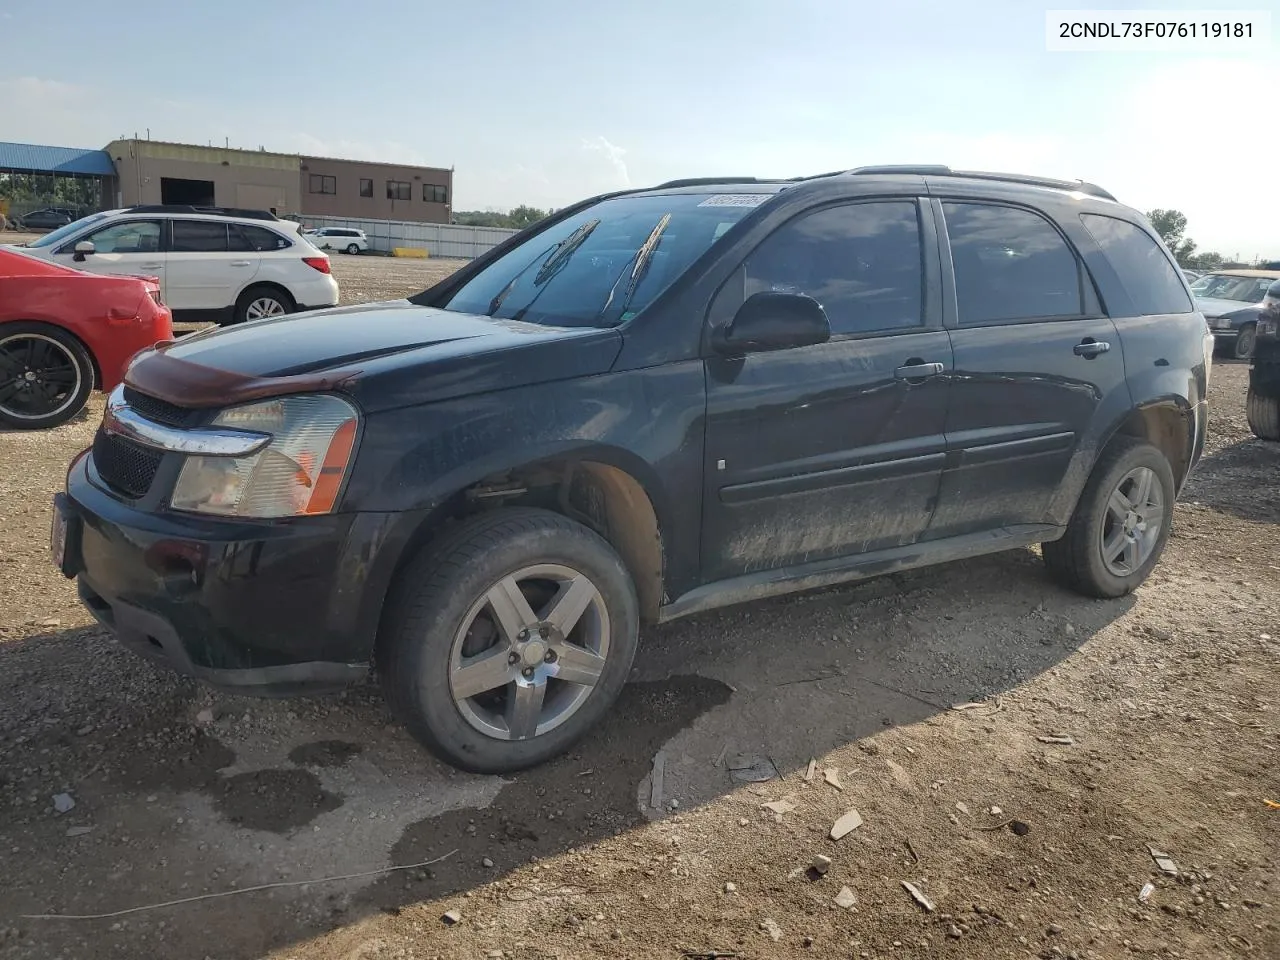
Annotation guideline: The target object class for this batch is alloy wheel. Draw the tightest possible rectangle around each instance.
[0,333,83,422]
[1098,466,1164,577]
[245,297,288,321]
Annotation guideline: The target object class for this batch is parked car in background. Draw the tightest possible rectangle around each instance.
[4,205,339,325]
[1182,268,1203,283]
[1188,269,1280,359]
[20,207,79,231]
[306,227,368,255]
[53,166,1210,774]
[1247,278,1280,440]
[0,248,172,429]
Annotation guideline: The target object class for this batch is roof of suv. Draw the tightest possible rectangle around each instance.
[630,166,1119,203]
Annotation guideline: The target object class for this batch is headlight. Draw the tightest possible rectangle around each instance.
[171,394,358,518]
[1209,317,1232,330]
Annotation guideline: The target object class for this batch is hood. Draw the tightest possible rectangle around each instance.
[1195,297,1262,320]
[124,299,624,413]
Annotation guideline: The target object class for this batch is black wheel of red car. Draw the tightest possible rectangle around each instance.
[1042,439,1175,599]
[378,507,640,774]
[0,323,95,430]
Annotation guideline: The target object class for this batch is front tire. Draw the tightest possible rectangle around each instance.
[1234,324,1257,360]
[231,285,295,325]
[1043,440,1175,599]
[0,323,94,430]
[1247,386,1280,441]
[378,507,640,773]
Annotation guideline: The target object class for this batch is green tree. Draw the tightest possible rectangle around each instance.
[1145,208,1200,266]
[451,205,551,230]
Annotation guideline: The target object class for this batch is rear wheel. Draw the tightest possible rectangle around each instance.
[0,323,94,430]
[232,285,295,325]
[1246,386,1280,441]
[345,243,360,255]
[1043,440,1175,598]
[378,507,639,773]
[1233,324,1257,360]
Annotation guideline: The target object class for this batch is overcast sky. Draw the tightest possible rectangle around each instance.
[1,0,1275,257]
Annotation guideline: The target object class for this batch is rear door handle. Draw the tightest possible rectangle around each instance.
[894,361,945,380]
[1074,339,1111,358]
[229,260,252,267]
[139,263,163,270]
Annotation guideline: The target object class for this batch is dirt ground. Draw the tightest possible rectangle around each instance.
[0,254,1276,960]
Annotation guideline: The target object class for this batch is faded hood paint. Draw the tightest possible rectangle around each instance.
[124,300,624,413]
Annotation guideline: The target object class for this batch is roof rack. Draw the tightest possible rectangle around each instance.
[845,165,1117,202]
[651,177,766,189]
[123,204,282,221]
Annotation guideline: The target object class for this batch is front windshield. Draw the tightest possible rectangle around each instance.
[438,192,769,327]
[1191,274,1274,303]
[25,211,112,249]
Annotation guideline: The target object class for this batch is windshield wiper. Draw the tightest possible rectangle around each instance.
[486,219,600,317]
[597,213,672,323]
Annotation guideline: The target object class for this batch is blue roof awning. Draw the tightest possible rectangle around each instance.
[0,142,116,176]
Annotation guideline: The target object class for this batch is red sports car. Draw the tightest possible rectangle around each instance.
[0,248,173,429]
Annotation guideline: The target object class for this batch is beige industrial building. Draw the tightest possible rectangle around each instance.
[104,139,453,224]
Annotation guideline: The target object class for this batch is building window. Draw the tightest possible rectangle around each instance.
[387,180,411,201]
[309,174,336,195]
[359,178,373,198]
[424,184,448,204]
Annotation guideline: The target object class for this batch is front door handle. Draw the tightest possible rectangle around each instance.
[140,262,162,270]
[229,260,252,267]
[1074,338,1111,358]
[894,361,945,380]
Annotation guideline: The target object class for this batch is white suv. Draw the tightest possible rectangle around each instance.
[7,206,340,325]
[304,227,369,255]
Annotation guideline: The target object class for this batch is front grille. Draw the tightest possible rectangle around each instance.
[121,387,195,427]
[92,431,163,498]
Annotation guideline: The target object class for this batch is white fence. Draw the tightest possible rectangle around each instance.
[292,215,518,260]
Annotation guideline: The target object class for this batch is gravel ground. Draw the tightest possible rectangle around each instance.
[0,259,1277,960]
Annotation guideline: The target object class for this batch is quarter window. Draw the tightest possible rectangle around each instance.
[1081,214,1194,316]
[943,203,1082,324]
[233,225,290,251]
[387,180,411,201]
[172,221,229,252]
[742,201,924,335]
[359,178,373,198]
[309,174,336,195]
[82,219,162,254]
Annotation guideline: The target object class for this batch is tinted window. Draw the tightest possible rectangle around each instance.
[1081,214,1192,315]
[944,203,1082,324]
[172,221,229,252]
[236,225,291,251]
[84,220,162,254]
[743,202,923,335]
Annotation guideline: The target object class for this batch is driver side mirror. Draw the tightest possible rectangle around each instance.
[73,240,95,262]
[715,291,831,355]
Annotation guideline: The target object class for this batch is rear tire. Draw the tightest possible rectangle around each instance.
[1233,324,1257,360]
[345,243,360,255]
[0,323,94,430]
[231,285,295,325]
[378,507,640,773]
[1043,439,1175,599]
[1247,386,1280,441]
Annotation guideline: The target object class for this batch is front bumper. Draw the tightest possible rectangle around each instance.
[58,454,417,696]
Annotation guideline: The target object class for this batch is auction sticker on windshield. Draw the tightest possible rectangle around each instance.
[698,195,770,207]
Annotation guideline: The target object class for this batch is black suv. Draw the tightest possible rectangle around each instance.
[52,166,1212,773]
[1247,278,1280,440]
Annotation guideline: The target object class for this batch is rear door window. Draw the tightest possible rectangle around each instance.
[943,203,1083,324]
[1080,214,1193,315]
[172,221,229,252]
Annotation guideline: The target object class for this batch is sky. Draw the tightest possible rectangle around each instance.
[0,0,1275,258]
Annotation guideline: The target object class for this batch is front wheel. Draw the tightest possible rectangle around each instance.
[1234,324,1257,360]
[0,323,95,430]
[378,508,640,773]
[1247,385,1280,441]
[1043,440,1175,599]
